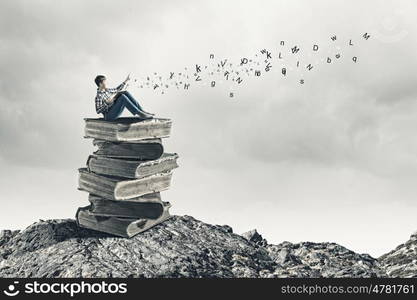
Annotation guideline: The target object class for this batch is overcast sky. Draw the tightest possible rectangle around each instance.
[0,0,416,257]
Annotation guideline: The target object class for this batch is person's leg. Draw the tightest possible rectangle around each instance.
[120,91,143,111]
[104,95,150,121]
[120,91,154,115]
[104,97,125,121]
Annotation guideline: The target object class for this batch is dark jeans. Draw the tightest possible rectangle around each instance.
[104,91,144,121]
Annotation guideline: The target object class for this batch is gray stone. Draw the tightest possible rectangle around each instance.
[378,232,417,278]
[0,216,414,278]
[242,229,268,247]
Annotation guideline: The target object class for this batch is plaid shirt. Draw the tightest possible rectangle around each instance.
[95,82,127,114]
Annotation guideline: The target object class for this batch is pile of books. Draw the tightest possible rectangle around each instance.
[76,117,179,237]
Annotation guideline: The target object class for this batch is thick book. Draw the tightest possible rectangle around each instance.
[88,194,164,218]
[78,168,172,200]
[84,117,172,142]
[93,138,164,160]
[89,192,162,203]
[76,202,172,238]
[86,153,179,179]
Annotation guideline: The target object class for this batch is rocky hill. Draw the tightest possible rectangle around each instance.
[378,232,417,278]
[0,216,415,278]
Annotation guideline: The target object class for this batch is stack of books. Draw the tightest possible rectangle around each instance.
[76,117,179,238]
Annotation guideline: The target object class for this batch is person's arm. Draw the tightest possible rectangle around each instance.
[116,74,131,91]
[115,82,126,92]
[104,97,114,105]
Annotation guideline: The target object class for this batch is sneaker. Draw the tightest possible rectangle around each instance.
[136,112,153,119]
[140,109,155,116]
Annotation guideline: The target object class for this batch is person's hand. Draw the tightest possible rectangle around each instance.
[106,94,116,104]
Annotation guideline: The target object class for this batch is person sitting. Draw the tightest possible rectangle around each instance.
[94,74,154,121]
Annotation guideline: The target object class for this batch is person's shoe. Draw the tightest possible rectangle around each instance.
[136,112,153,119]
[140,109,155,116]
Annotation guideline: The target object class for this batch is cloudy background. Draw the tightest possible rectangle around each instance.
[0,0,416,256]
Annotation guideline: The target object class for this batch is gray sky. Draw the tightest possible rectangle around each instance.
[0,0,416,257]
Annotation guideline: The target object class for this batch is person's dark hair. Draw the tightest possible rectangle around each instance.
[94,75,106,87]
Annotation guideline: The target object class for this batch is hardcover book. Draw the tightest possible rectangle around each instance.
[76,202,172,238]
[88,194,165,218]
[78,168,173,200]
[84,117,172,142]
[93,138,164,160]
[86,153,179,179]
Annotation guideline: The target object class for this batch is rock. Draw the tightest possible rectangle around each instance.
[266,242,384,278]
[0,230,20,246]
[378,232,417,278]
[0,216,274,278]
[242,229,268,247]
[0,216,414,278]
